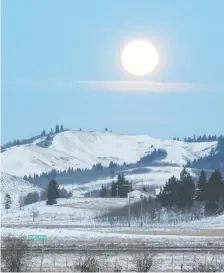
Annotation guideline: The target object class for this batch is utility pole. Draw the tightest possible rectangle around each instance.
[123,184,132,227]
[128,185,131,227]
[140,194,143,227]
[116,183,132,227]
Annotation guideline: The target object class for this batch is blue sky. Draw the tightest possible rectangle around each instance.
[2,0,224,143]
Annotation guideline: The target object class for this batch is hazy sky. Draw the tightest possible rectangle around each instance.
[2,0,224,143]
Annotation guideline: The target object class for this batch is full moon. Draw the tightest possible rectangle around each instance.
[121,40,159,76]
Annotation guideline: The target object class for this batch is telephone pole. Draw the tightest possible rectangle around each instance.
[140,194,143,227]
[123,184,132,227]
[116,183,132,227]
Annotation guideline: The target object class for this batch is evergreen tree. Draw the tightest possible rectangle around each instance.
[180,166,188,181]
[46,134,51,142]
[205,169,224,215]
[5,193,12,211]
[100,185,107,197]
[47,180,59,205]
[196,170,207,202]
[117,173,132,198]
[55,125,60,133]
[110,181,117,197]
[179,170,195,211]
[60,125,64,132]
[110,169,116,178]
[157,176,180,208]
[41,130,46,137]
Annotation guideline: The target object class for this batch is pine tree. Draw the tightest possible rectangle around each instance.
[110,169,115,178]
[41,130,46,137]
[205,169,224,215]
[47,180,59,205]
[116,173,131,198]
[180,167,188,181]
[110,181,117,197]
[100,185,107,197]
[5,193,12,211]
[157,176,180,208]
[179,171,195,211]
[60,125,64,132]
[196,170,207,202]
[55,125,60,133]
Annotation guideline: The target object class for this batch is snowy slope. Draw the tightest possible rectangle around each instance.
[63,166,195,196]
[1,197,128,225]
[1,172,42,211]
[1,130,217,177]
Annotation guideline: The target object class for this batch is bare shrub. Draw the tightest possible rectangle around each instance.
[31,206,39,221]
[133,252,154,272]
[111,261,123,272]
[192,258,224,272]
[1,235,29,272]
[73,255,100,272]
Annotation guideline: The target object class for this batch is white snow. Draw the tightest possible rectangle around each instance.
[66,166,195,196]
[1,197,128,225]
[2,195,224,230]
[0,130,217,177]
[128,190,151,199]
[1,172,42,211]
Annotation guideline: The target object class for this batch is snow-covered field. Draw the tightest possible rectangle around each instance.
[2,195,224,231]
[1,197,127,225]
[23,252,224,272]
[1,130,217,177]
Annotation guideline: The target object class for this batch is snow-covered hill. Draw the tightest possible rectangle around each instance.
[65,166,194,197]
[1,172,42,211]
[1,131,217,177]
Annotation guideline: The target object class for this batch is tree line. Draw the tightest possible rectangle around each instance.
[100,173,132,198]
[1,124,66,151]
[173,134,223,142]
[157,168,224,216]
[186,137,224,171]
[22,148,167,184]
[99,167,224,217]
[4,181,72,211]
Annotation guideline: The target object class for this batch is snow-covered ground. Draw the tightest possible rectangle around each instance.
[21,252,224,272]
[1,130,217,177]
[2,195,224,230]
[67,166,195,196]
[1,197,127,225]
[1,172,42,211]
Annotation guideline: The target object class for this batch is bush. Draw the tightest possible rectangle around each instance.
[134,252,154,272]
[191,259,224,272]
[73,256,100,272]
[40,190,47,201]
[58,187,73,198]
[21,191,39,206]
[1,235,29,272]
